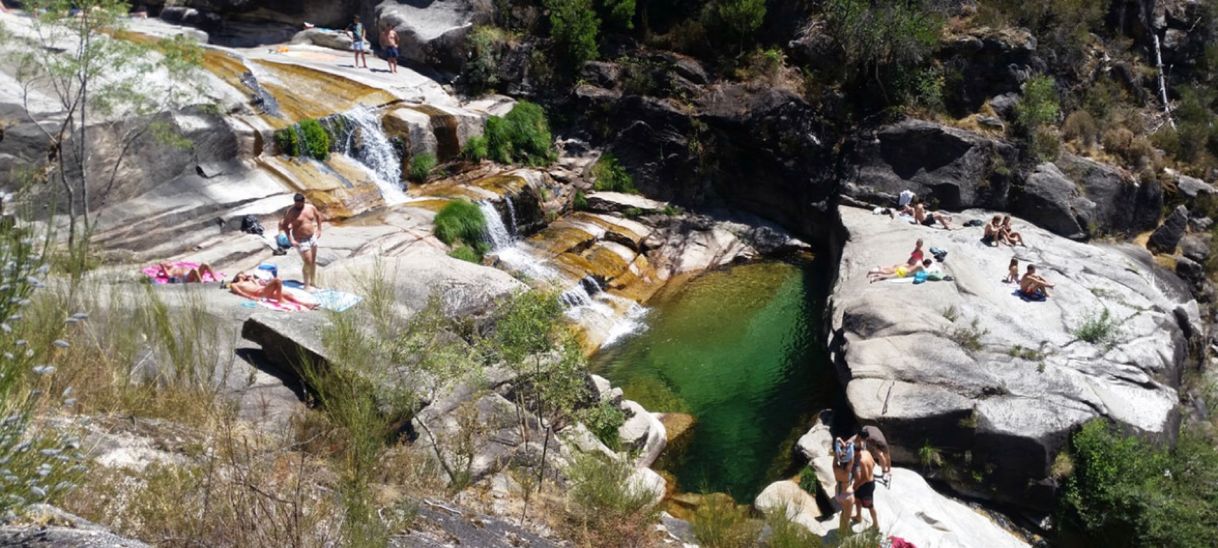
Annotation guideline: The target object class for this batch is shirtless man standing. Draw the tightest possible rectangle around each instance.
[279,193,323,291]
[381,24,399,74]
[852,441,879,530]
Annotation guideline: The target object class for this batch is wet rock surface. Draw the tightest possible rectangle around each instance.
[832,206,1189,511]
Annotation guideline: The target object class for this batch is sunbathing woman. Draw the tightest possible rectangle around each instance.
[157,262,218,284]
[1019,265,1055,298]
[229,272,318,309]
[1000,215,1026,246]
[869,259,933,283]
[982,215,1003,246]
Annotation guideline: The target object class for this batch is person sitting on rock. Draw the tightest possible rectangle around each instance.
[982,215,1003,246]
[869,259,933,283]
[907,239,925,265]
[832,438,857,535]
[157,262,218,284]
[913,198,954,230]
[1004,257,1020,284]
[1000,215,1026,246]
[229,272,318,309]
[1020,264,1055,299]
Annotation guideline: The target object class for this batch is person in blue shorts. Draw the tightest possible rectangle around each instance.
[381,24,399,74]
[347,15,368,69]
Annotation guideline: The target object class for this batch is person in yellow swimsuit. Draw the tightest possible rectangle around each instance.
[869,259,932,283]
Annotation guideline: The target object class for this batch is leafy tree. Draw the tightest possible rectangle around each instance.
[709,0,766,46]
[602,0,636,30]
[6,0,203,267]
[545,0,600,67]
[1016,75,1061,130]
[488,290,591,522]
[822,0,943,101]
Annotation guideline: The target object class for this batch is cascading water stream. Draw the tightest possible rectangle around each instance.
[479,201,514,251]
[333,105,408,205]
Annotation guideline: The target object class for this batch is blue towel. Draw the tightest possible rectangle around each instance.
[313,289,363,312]
[1013,289,1046,302]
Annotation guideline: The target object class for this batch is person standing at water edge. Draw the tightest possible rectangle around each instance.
[348,15,368,68]
[280,194,323,291]
[381,24,399,74]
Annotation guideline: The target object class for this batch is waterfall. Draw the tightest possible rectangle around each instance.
[334,105,408,204]
[480,201,514,251]
[504,195,519,236]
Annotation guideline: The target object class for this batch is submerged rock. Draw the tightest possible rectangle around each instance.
[832,206,1189,511]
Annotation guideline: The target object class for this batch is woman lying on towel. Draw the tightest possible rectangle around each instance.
[154,262,220,284]
[229,272,318,310]
[869,259,934,283]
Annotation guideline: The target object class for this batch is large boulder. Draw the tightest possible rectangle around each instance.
[1148,205,1189,255]
[1055,154,1162,236]
[754,480,826,536]
[617,400,667,468]
[1009,163,1087,240]
[831,206,1189,511]
[365,0,493,73]
[847,119,1017,211]
[939,26,1040,116]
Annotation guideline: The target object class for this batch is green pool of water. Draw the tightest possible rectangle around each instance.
[592,260,834,502]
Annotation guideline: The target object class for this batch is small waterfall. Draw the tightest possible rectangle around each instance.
[334,106,407,204]
[480,201,514,251]
[504,196,519,236]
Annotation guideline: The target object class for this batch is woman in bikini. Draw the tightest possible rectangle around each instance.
[1000,215,1026,246]
[157,262,218,284]
[869,259,933,283]
[833,438,857,535]
[229,272,318,309]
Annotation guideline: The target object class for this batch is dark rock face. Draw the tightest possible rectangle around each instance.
[571,59,840,248]
[1148,205,1190,254]
[1010,163,1087,239]
[849,119,1017,211]
[1181,233,1212,263]
[1055,154,1162,236]
[939,27,1040,116]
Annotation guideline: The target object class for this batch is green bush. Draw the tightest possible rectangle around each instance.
[573,190,590,211]
[299,119,330,160]
[602,0,635,30]
[448,245,481,263]
[433,200,487,249]
[797,467,817,494]
[545,0,600,67]
[591,154,636,193]
[1032,127,1063,162]
[1074,308,1116,345]
[709,0,766,45]
[485,101,556,166]
[576,400,625,449]
[692,494,763,548]
[463,26,507,93]
[823,0,942,90]
[462,136,488,162]
[564,453,660,547]
[1061,420,1218,547]
[408,153,437,183]
[274,119,330,161]
[1016,76,1061,130]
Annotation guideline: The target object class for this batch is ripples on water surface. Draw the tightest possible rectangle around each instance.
[592,261,834,501]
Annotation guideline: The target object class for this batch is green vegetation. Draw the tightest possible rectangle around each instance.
[573,190,590,211]
[591,154,637,193]
[823,0,943,104]
[462,135,489,162]
[1074,308,1116,345]
[408,153,437,183]
[797,467,817,494]
[764,509,823,548]
[576,400,625,449]
[1016,76,1061,130]
[563,453,660,547]
[433,201,489,260]
[485,101,557,166]
[448,245,481,263]
[948,319,987,353]
[709,0,766,46]
[1153,86,1218,173]
[919,441,943,470]
[464,26,508,93]
[601,0,636,30]
[274,119,331,161]
[692,494,763,548]
[545,0,600,67]
[1061,420,1218,547]
[975,0,1106,74]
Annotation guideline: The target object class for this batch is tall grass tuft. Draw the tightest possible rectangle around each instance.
[563,453,661,547]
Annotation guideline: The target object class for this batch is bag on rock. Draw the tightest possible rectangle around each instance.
[241,215,265,235]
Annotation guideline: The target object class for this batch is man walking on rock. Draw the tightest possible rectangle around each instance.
[280,193,323,291]
[853,440,880,530]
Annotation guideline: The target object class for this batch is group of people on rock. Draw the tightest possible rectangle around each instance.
[831,426,892,535]
[319,15,399,74]
[867,239,938,283]
[149,193,325,309]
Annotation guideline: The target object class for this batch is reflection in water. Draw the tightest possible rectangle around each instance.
[593,261,833,501]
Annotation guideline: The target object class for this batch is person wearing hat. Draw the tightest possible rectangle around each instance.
[279,193,323,291]
[832,437,857,535]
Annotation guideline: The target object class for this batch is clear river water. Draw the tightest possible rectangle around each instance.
[591,260,835,502]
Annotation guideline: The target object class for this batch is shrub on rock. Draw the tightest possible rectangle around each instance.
[485,101,556,166]
[434,200,488,253]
